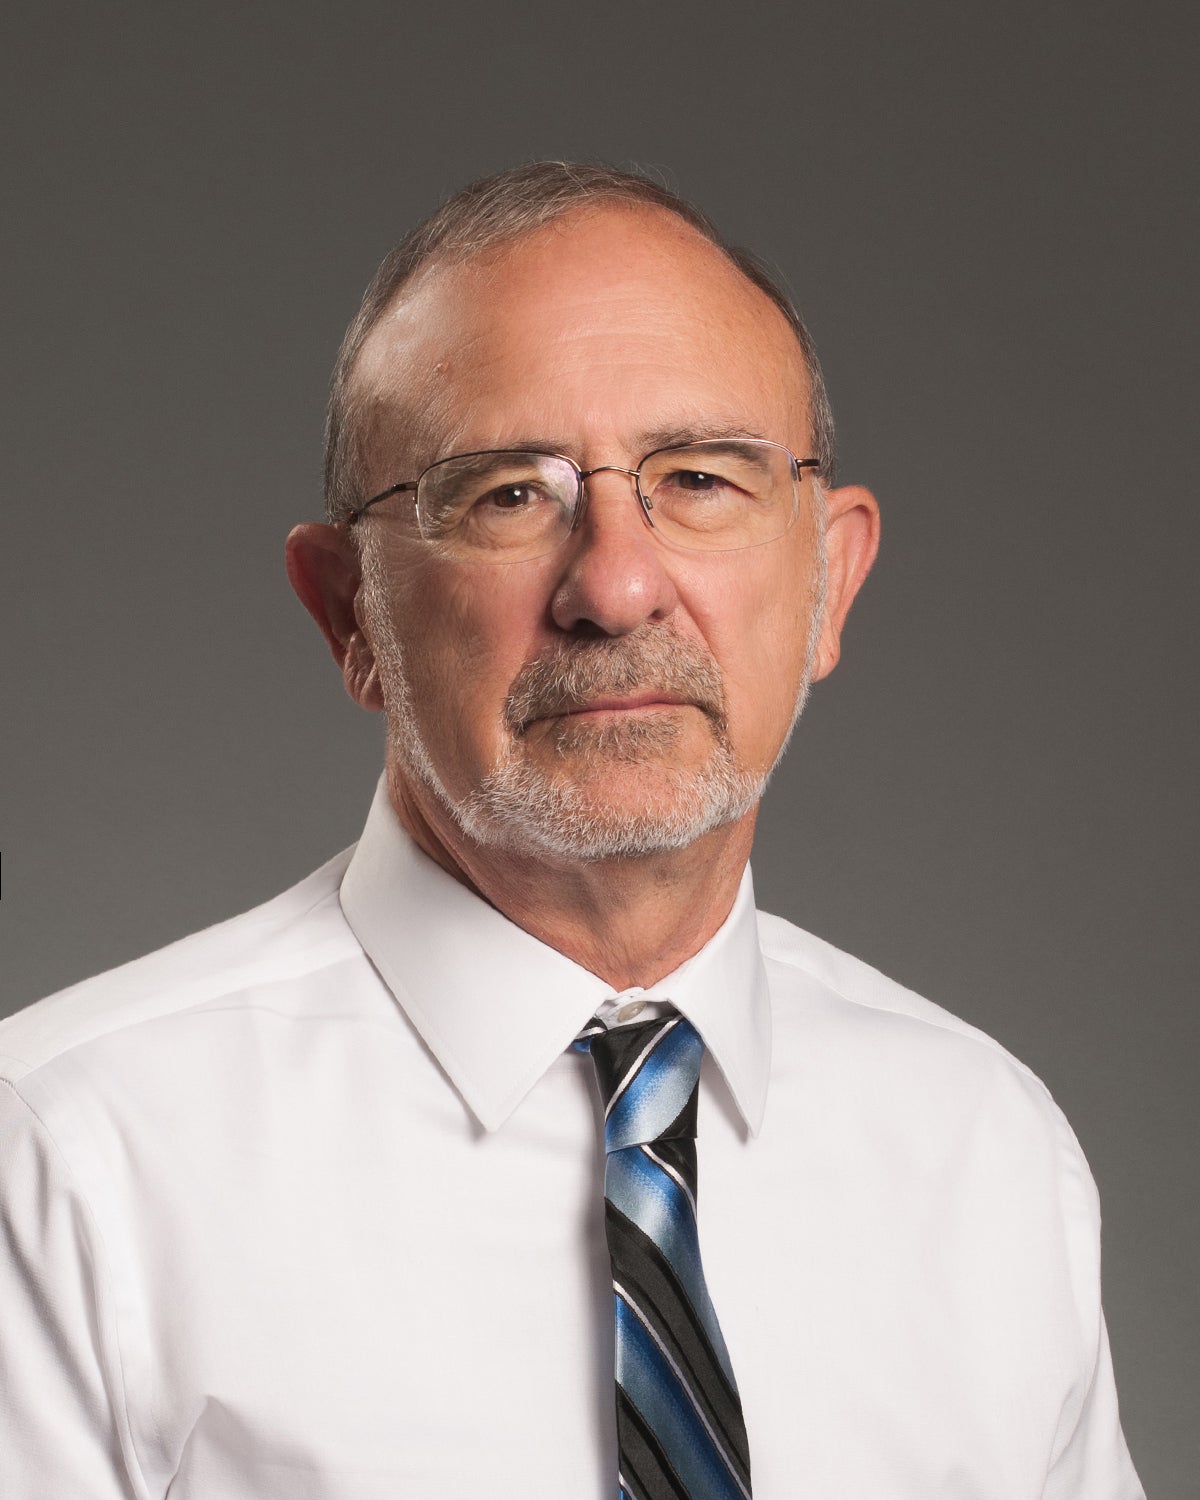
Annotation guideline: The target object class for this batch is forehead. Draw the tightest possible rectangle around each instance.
[353,204,812,470]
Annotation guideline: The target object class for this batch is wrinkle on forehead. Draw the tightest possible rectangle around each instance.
[350,204,811,491]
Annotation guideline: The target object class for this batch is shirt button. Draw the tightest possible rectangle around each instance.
[616,1001,646,1023]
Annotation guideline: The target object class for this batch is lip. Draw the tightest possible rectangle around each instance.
[561,693,691,716]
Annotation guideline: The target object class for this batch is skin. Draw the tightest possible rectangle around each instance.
[287,204,879,990]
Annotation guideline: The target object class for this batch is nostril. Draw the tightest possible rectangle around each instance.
[567,619,610,641]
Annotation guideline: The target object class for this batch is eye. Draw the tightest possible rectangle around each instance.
[454,478,569,542]
[655,467,742,501]
[668,469,728,492]
[480,483,541,510]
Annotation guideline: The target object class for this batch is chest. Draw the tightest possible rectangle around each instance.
[100,1041,1073,1498]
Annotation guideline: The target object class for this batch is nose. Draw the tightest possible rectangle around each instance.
[549,467,680,636]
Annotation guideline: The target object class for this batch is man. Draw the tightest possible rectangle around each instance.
[0,163,1142,1497]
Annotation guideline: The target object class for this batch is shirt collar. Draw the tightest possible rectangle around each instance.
[340,777,771,1135]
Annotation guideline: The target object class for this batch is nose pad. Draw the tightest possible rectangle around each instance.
[551,464,681,635]
[575,465,657,532]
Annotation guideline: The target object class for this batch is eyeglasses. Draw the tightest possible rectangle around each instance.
[345,439,821,564]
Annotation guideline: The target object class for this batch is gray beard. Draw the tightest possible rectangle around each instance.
[452,629,773,859]
[362,518,826,862]
[378,635,813,862]
[455,745,769,860]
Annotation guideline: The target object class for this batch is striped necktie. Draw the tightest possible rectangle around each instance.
[579,1013,753,1500]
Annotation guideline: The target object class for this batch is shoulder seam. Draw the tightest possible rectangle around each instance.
[0,932,361,1085]
[758,924,1051,1100]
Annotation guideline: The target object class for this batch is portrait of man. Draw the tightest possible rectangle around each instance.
[6,0,1198,1492]
[0,160,1148,1497]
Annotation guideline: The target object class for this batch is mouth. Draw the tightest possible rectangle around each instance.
[503,629,728,739]
[557,693,692,718]
[517,691,713,738]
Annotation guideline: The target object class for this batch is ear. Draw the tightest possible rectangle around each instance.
[285,523,385,712]
[810,484,881,683]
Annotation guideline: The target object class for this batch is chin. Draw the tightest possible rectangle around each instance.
[450,751,768,862]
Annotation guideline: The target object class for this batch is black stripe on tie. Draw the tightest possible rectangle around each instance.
[591,1019,674,1101]
[644,1136,698,1201]
[605,1204,751,1482]
[616,1383,691,1500]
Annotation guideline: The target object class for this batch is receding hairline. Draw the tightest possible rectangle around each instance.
[324,164,837,522]
[354,199,812,445]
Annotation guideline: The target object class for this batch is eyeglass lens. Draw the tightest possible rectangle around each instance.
[411,440,799,562]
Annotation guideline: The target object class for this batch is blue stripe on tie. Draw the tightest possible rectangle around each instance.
[605,1148,736,1384]
[615,1291,748,1500]
[607,1021,703,1151]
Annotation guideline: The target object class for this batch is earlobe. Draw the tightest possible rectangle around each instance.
[284,523,385,712]
[810,484,881,683]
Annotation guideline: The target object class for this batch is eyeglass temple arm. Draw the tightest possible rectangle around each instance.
[345,481,419,526]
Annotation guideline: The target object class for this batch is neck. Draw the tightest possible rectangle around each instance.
[387,766,756,990]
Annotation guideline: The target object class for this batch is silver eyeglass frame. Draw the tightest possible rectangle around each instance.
[342,439,822,557]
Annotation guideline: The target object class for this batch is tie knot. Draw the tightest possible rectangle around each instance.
[584,1014,703,1152]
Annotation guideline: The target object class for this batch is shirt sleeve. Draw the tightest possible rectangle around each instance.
[1044,1314,1145,1499]
[0,1079,146,1499]
[1041,1100,1145,1500]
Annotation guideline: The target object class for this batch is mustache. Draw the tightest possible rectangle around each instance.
[504,630,726,735]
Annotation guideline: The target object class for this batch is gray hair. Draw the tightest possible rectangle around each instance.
[324,161,836,523]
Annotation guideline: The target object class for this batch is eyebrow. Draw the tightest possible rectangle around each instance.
[483,422,777,459]
[654,438,778,474]
[636,422,776,452]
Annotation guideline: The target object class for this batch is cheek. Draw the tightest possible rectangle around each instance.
[690,549,816,742]
[389,561,550,728]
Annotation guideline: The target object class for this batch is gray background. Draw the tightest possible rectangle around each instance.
[1,1,1195,1490]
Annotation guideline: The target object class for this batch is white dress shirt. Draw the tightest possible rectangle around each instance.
[0,780,1143,1498]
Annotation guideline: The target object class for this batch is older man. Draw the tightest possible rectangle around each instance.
[0,164,1142,1498]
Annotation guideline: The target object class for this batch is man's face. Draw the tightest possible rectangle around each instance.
[350,205,834,862]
